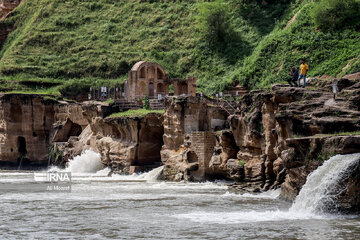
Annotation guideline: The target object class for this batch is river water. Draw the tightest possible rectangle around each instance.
[1,152,360,239]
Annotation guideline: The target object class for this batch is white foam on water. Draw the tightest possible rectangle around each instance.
[176,153,360,224]
[137,166,164,182]
[94,167,112,176]
[66,149,104,173]
[48,149,104,174]
[175,210,323,224]
[290,153,360,214]
[222,189,281,199]
[149,181,228,190]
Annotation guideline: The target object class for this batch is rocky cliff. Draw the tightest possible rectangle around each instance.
[0,94,56,167]
[0,76,359,210]
[158,77,360,205]
[0,94,110,168]
[89,113,164,173]
[223,79,360,199]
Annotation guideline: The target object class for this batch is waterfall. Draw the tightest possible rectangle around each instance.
[66,150,104,173]
[47,149,163,182]
[48,149,104,173]
[47,154,51,168]
[138,166,164,182]
[289,153,360,214]
[17,156,24,170]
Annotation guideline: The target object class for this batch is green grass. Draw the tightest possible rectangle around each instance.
[104,98,114,104]
[0,0,359,95]
[238,160,245,166]
[313,131,360,137]
[229,0,360,89]
[107,109,164,118]
[293,131,360,138]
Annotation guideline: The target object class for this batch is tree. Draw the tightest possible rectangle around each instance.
[196,1,233,47]
[312,0,360,32]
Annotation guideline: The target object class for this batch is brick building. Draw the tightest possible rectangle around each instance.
[125,61,197,100]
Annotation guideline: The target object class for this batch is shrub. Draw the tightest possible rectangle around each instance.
[196,1,233,46]
[312,0,360,32]
[143,96,150,110]
[238,160,246,166]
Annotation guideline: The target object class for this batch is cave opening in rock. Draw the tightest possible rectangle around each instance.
[68,123,82,138]
[17,136,27,156]
[53,120,83,142]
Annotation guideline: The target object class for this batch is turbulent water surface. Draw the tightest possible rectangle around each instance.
[1,152,360,239]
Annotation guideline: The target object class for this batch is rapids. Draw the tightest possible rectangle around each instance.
[1,152,360,239]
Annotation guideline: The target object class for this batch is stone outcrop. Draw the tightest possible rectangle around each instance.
[225,78,360,197]
[91,113,164,173]
[158,76,360,199]
[281,135,360,201]
[0,94,111,168]
[0,94,56,167]
[160,96,228,181]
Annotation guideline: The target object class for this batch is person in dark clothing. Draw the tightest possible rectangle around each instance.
[287,66,299,87]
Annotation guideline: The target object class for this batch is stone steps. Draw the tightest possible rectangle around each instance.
[149,99,164,110]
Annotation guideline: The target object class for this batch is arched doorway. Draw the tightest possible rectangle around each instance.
[148,66,155,79]
[148,82,154,98]
[157,68,164,80]
[18,136,27,156]
[139,67,146,78]
[157,83,164,96]
[139,81,146,97]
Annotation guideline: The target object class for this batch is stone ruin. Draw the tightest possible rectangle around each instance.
[125,61,196,100]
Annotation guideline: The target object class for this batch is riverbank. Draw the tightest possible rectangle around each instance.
[0,75,359,211]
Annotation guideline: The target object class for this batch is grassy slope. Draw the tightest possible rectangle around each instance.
[0,0,359,95]
[231,0,360,89]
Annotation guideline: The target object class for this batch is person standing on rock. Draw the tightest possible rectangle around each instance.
[287,66,298,87]
[298,59,309,88]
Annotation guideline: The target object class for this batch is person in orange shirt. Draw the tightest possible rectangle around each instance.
[298,59,309,88]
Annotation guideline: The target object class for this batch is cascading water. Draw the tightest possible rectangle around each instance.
[48,149,104,173]
[66,150,104,173]
[290,153,360,214]
[17,156,24,170]
[137,166,164,181]
[47,149,164,182]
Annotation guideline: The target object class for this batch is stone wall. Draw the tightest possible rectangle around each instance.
[160,96,228,181]
[189,131,216,181]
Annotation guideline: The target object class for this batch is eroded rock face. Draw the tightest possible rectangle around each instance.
[335,160,360,213]
[280,136,360,201]
[91,113,164,173]
[209,131,240,180]
[0,94,111,168]
[215,78,360,199]
[0,94,56,167]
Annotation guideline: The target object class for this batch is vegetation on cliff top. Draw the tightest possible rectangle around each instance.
[107,109,164,118]
[0,0,359,95]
